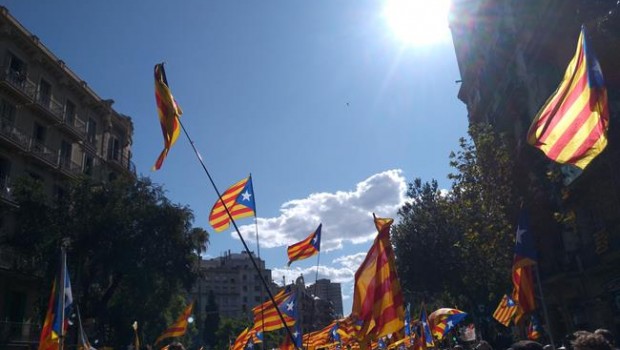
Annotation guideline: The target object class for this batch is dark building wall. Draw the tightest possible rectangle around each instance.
[450,0,620,342]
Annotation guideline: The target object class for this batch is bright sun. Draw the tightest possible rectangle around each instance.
[383,0,452,46]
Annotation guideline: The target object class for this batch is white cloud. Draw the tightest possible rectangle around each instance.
[235,169,408,250]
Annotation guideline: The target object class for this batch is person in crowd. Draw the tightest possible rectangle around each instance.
[510,340,544,350]
[594,329,617,349]
[572,332,613,350]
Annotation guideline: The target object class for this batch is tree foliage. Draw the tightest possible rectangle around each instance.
[6,175,209,348]
[393,124,517,314]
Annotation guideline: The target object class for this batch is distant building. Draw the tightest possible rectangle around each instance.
[0,6,134,347]
[191,251,275,320]
[306,278,343,318]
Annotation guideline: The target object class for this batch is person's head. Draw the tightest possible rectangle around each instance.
[476,340,493,350]
[510,340,544,350]
[453,345,464,350]
[572,333,613,350]
[594,329,615,346]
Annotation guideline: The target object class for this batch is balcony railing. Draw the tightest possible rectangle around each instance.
[107,153,136,174]
[0,119,30,150]
[59,157,83,177]
[30,139,58,166]
[63,113,87,136]
[35,92,64,122]
[0,69,36,99]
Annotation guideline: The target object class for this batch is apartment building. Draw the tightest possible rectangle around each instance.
[191,251,275,320]
[306,279,343,318]
[0,6,134,347]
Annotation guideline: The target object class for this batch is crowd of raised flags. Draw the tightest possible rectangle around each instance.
[37,22,611,350]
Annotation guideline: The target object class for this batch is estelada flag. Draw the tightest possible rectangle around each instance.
[527,25,609,170]
[209,176,256,232]
[351,215,404,343]
[287,224,321,266]
[155,303,194,344]
[153,63,183,171]
[512,211,537,323]
[492,294,517,327]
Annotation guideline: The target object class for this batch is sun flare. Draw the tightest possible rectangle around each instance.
[383,0,452,46]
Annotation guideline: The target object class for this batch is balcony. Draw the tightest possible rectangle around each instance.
[0,69,36,101]
[106,153,136,176]
[60,112,87,139]
[29,139,58,168]
[58,157,83,178]
[33,92,63,123]
[0,119,30,151]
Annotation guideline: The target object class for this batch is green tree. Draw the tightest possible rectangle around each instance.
[203,290,220,349]
[214,318,250,350]
[7,175,209,348]
[393,124,516,313]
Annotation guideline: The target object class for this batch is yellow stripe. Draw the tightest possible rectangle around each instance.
[536,62,588,153]
[555,110,597,163]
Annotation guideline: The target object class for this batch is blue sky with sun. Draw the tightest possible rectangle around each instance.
[4,0,467,314]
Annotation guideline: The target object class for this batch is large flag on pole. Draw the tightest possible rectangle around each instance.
[155,303,194,344]
[492,294,517,327]
[39,256,73,350]
[153,63,183,171]
[287,223,322,266]
[209,176,256,232]
[512,211,537,323]
[419,306,434,347]
[428,308,467,340]
[251,288,297,332]
[527,25,609,169]
[351,215,404,343]
[232,328,252,350]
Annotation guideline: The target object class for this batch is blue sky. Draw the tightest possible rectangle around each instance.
[5,1,467,314]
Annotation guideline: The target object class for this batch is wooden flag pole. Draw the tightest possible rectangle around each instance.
[534,264,556,350]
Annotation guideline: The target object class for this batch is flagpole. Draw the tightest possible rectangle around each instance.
[304,251,322,350]
[534,264,555,350]
[176,119,299,349]
[250,173,266,350]
[59,243,67,350]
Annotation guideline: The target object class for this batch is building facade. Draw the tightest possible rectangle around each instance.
[0,6,134,347]
[191,251,275,321]
[449,0,620,342]
[306,278,343,318]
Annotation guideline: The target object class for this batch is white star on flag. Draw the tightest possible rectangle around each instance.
[286,301,295,311]
[516,227,525,244]
[447,320,453,328]
[241,190,252,202]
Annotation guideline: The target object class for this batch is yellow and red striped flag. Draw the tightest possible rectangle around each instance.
[251,288,297,332]
[527,26,609,170]
[209,176,256,232]
[153,63,183,171]
[287,224,321,266]
[351,215,404,343]
[155,303,194,344]
[492,294,517,327]
[231,328,252,350]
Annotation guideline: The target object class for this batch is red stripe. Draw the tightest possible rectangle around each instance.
[544,91,594,159]
[529,42,585,143]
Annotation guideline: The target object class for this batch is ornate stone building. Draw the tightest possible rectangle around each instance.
[0,6,134,347]
[449,0,620,342]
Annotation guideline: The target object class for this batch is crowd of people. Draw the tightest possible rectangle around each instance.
[464,329,618,350]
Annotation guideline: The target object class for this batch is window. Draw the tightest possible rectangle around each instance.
[0,159,11,196]
[83,154,94,175]
[32,123,47,152]
[107,137,120,161]
[0,99,16,130]
[87,118,96,144]
[60,140,72,165]
[8,54,26,85]
[64,100,76,125]
[38,79,51,106]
